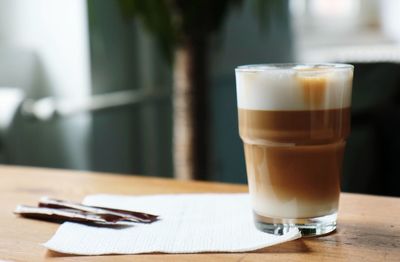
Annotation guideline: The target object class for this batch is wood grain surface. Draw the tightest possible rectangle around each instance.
[0,165,399,261]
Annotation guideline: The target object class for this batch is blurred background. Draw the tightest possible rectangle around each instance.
[0,0,399,197]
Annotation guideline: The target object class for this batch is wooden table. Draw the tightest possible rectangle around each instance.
[0,165,399,261]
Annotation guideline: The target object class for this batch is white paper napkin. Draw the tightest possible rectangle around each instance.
[44,193,301,255]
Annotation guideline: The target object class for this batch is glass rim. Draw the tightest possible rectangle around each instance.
[235,63,354,72]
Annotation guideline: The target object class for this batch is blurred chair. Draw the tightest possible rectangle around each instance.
[345,62,400,197]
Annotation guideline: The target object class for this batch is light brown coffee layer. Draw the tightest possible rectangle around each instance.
[244,141,344,203]
[239,108,350,218]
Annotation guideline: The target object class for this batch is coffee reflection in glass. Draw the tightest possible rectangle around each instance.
[235,64,353,236]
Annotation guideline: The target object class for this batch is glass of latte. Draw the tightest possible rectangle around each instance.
[235,63,353,236]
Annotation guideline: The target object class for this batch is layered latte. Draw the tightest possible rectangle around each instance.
[236,65,353,219]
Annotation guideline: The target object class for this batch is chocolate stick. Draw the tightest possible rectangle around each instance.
[14,205,137,226]
[38,197,158,223]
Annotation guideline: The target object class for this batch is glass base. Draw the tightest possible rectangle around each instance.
[254,212,337,237]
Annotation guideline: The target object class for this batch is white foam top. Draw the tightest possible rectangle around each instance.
[235,64,353,111]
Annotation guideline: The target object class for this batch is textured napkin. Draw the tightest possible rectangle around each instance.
[44,193,301,255]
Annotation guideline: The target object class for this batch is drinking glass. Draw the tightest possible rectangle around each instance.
[235,63,353,236]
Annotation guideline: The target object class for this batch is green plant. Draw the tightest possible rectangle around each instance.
[118,0,279,180]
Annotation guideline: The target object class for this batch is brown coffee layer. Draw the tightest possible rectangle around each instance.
[239,108,350,144]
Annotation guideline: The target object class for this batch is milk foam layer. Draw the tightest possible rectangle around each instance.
[236,66,353,111]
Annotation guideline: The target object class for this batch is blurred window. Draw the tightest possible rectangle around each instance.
[290,0,400,61]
